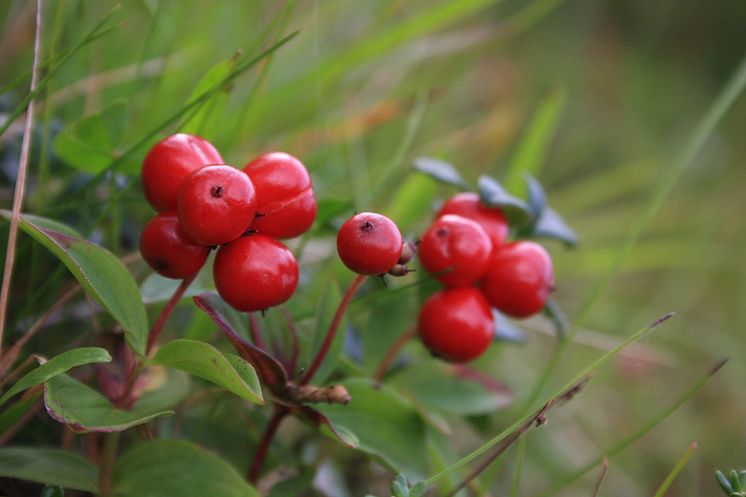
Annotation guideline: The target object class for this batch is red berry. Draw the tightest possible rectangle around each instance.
[214,235,299,312]
[139,212,210,279]
[177,165,257,246]
[437,192,509,249]
[337,212,402,275]
[480,241,554,318]
[243,152,317,239]
[141,133,223,212]
[418,287,493,363]
[418,214,492,287]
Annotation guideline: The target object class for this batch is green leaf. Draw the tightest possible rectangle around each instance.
[0,391,40,434]
[111,440,260,497]
[133,369,191,413]
[41,486,65,497]
[267,467,315,497]
[717,471,734,493]
[43,374,172,432]
[182,55,239,135]
[0,447,98,492]
[315,378,428,479]
[390,362,513,416]
[410,481,428,497]
[504,89,565,195]
[140,264,214,304]
[315,198,354,229]
[477,176,532,227]
[54,100,129,173]
[412,157,468,189]
[0,212,149,355]
[0,347,112,405]
[151,339,263,404]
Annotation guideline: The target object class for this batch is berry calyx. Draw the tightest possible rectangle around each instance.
[214,234,299,312]
[336,212,402,275]
[480,241,554,318]
[177,165,257,246]
[418,214,492,287]
[243,152,317,239]
[141,133,223,212]
[139,212,210,279]
[418,287,494,363]
[437,192,509,250]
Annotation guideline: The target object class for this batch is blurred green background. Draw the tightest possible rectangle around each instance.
[1,1,745,496]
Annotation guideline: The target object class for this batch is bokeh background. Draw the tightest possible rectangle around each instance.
[1,1,745,496]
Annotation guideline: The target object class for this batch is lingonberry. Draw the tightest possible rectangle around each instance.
[418,287,494,363]
[141,133,223,212]
[177,165,257,246]
[139,212,210,279]
[418,214,492,287]
[243,152,317,239]
[437,192,509,250]
[214,234,299,312]
[480,241,554,318]
[336,212,402,275]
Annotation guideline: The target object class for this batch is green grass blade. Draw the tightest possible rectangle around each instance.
[651,442,698,497]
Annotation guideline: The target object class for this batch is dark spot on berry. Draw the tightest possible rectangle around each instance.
[154,260,169,271]
[254,211,266,218]
[436,228,448,237]
[211,185,224,198]
[360,220,374,233]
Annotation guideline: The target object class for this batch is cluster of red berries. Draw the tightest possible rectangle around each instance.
[139,133,316,312]
[417,192,555,363]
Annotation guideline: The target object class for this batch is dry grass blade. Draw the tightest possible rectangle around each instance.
[0,0,43,360]
[590,457,609,497]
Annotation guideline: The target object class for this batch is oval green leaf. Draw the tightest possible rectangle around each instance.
[111,440,260,497]
[0,447,98,492]
[151,339,263,404]
[0,212,149,355]
[0,347,111,405]
[43,374,172,432]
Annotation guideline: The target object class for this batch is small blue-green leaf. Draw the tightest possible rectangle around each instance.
[410,481,428,497]
[532,206,578,247]
[492,310,527,343]
[43,374,172,432]
[0,347,111,405]
[0,447,98,492]
[716,470,733,493]
[0,212,149,355]
[112,440,260,497]
[525,175,547,219]
[477,175,532,227]
[413,157,468,189]
[543,298,568,340]
[151,339,263,404]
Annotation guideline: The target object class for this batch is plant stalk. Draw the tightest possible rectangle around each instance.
[247,406,288,483]
[98,432,120,497]
[145,273,196,356]
[373,326,417,384]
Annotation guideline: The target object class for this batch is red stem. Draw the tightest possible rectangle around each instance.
[248,312,266,350]
[145,274,196,356]
[247,406,287,483]
[280,307,300,377]
[373,326,417,384]
[300,274,366,386]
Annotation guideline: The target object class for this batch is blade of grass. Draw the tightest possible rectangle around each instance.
[532,362,724,497]
[424,313,674,486]
[0,0,43,359]
[509,428,527,497]
[652,442,698,497]
[0,7,120,138]
[590,458,609,497]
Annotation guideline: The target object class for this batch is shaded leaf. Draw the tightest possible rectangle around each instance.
[267,466,315,497]
[112,440,260,497]
[193,293,288,395]
[410,481,428,497]
[0,348,112,405]
[151,339,262,404]
[0,447,97,492]
[477,175,532,227]
[41,486,65,497]
[315,198,353,229]
[315,378,428,479]
[43,374,172,432]
[0,212,148,355]
[133,369,190,413]
[0,391,40,434]
[412,157,468,189]
[492,309,527,343]
[301,406,359,448]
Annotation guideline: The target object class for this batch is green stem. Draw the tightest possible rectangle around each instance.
[98,432,120,497]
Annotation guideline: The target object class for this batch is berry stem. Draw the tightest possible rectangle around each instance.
[97,432,120,497]
[299,274,367,386]
[373,326,417,384]
[280,307,300,378]
[248,312,266,350]
[247,405,288,483]
[145,273,196,356]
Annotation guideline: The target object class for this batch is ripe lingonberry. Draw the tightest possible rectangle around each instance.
[337,212,402,275]
[214,234,299,312]
[177,165,257,246]
[418,214,492,287]
[141,133,223,212]
[243,152,317,239]
[418,287,494,363]
[139,212,210,279]
[437,192,509,250]
[480,241,554,318]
